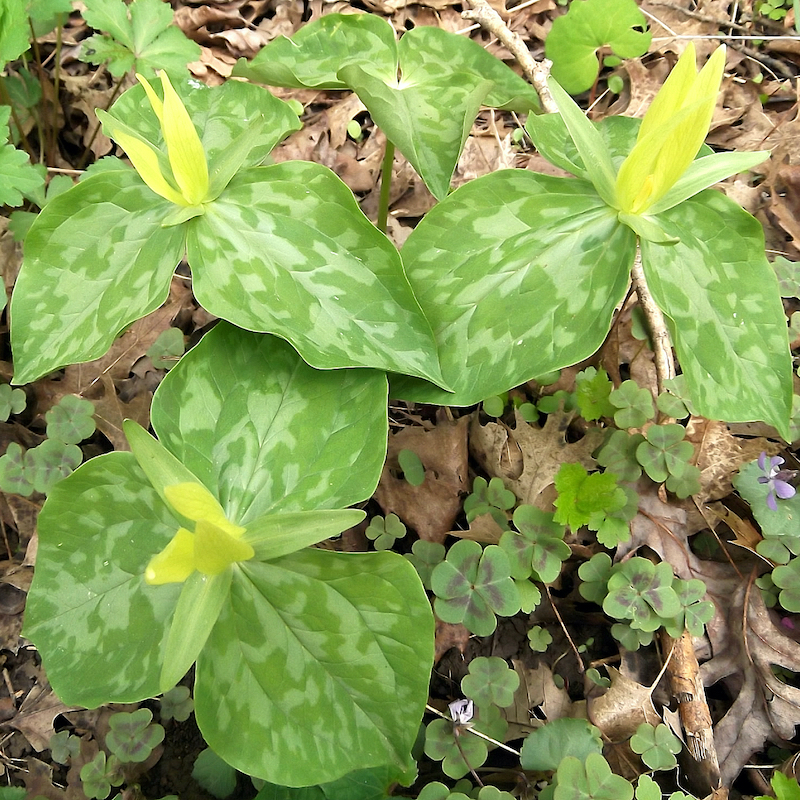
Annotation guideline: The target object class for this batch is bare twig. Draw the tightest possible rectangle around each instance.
[462,0,558,113]
[630,248,675,393]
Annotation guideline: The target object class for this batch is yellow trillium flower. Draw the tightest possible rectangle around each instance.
[101,72,209,207]
[615,43,725,215]
[145,482,254,585]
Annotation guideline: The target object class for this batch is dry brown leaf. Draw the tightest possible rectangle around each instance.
[375,414,469,543]
[434,618,470,664]
[9,683,80,752]
[448,512,506,544]
[471,410,603,508]
[587,667,660,742]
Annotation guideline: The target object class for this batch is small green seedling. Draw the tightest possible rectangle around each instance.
[159,685,193,722]
[48,730,81,765]
[527,625,553,653]
[80,751,124,800]
[397,448,425,486]
[463,476,516,530]
[0,384,26,421]
[192,747,238,799]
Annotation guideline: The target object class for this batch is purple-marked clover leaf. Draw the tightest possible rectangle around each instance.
[499,505,569,583]
[608,380,655,429]
[461,656,520,708]
[596,429,644,482]
[45,395,96,444]
[405,539,446,590]
[159,685,193,722]
[106,708,165,763]
[603,558,681,626]
[635,424,695,485]
[431,540,520,636]
[629,723,682,771]
[25,440,83,494]
[553,463,626,530]
[80,751,123,800]
[758,452,797,511]
[365,513,407,551]
[575,366,615,421]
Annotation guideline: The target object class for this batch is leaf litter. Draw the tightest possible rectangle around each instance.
[2,0,800,798]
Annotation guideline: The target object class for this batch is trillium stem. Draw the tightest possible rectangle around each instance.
[376,139,395,234]
[462,0,558,114]
[630,247,675,393]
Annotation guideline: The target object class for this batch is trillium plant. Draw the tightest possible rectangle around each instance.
[15,10,795,792]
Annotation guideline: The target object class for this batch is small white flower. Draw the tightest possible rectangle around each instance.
[448,698,474,725]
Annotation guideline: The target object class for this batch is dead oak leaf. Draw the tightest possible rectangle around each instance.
[8,682,80,752]
[471,409,603,508]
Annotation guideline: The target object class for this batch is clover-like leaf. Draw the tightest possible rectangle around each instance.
[405,540,446,591]
[554,463,627,530]
[611,621,654,651]
[608,380,654,429]
[578,552,614,605]
[424,718,488,780]
[106,708,165,763]
[661,577,714,637]
[365,513,407,551]
[159,685,193,722]
[604,558,682,624]
[0,441,34,496]
[595,429,644,482]
[0,384,26,421]
[49,730,80,765]
[629,723,682,771]
[80,751,123,800]
[45,395,96,444]
[192,748,237,799]
[461,656,520,708]
[463,476,516,530]
[431,540,520,636]
[635,424,694,485]
[545,0,651,95]
[554,753,633,800]
[772,558,800,613]
[25,440,83,494]
[527,625,553,653]
[500,504,569,583]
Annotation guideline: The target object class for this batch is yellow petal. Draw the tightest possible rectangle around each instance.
[164,482,246,537]
[137,73,164,127]
[159,72,209,206]
[194,519,255,575]
[145,527,196,585]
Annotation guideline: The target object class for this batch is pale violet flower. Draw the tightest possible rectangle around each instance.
[448,698,474,726]
[758,452,796,511]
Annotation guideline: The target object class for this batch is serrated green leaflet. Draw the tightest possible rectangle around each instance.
[196,549,432,786]
[545,0,651,95]
[187,165,445,385]
[23,452,182,706]
[150,323,389,520]
[641,190,792,438]
[393,170,635,405]
[10,169,182,384]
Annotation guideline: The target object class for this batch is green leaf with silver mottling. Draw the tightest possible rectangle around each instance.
[150,323,389,521]
[187,166,445,385]
[641,190,792,439]
[10,169,183,385]
[393,170,635,405]
[196,549,433,786]
[22,452,182,707]
[338,64,490,200]
[232,13,398,89]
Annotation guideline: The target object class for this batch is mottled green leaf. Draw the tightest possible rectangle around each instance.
[22,453,183,706]
[394,170,635,404]
[10,169,183,384]
[520,718,602,771]
[150,323,389,520]
[196,549,433,785]
[642,190,792,439]
[188,165,444,384]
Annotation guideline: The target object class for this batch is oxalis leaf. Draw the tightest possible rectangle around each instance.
[641,190,792,439]
[24,325,433,786]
